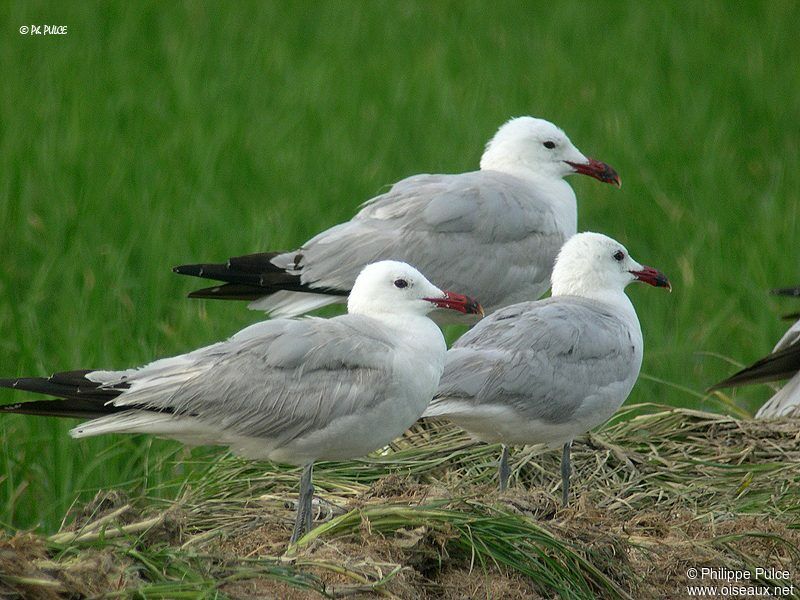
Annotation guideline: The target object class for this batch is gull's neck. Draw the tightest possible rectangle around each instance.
[363,311,446,357]
[480,159,562,185]
[553,286,639,329]
[350,306,441,335]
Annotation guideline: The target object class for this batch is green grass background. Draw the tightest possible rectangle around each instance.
[1,1,798,531]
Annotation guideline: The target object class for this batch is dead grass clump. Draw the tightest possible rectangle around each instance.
[0,533,133,598]
[1,405,799,598]
[0,534,59,600]
[433,567,544,600]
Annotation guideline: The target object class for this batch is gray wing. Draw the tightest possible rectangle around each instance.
[110,316,396,445]
[428,298,641,424]
[274,171,569,311]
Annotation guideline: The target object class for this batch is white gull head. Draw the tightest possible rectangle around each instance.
[347,260,483,318]
[479,116,620,186]
[551,232,671,301]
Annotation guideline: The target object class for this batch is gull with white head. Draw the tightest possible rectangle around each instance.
[174,116,620,319]
[0,260,483,543]
[424,232,671,505]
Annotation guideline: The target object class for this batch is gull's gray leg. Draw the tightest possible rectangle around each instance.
[498,445,510,491]
[303,466,314,535]
[560,441,572,507]
[290,463,315,543]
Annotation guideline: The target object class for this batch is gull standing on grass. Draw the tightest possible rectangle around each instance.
[174,116,620,318]
[423,233,671,505]
[709,286,800,418]
[0,261,483,543]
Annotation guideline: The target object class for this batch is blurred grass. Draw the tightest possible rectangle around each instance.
[0,0,798,531]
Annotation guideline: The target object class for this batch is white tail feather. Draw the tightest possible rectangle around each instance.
[70,411,221,445]
[755,375,800,418]
[422,398,468,418]
[247,290,344,317]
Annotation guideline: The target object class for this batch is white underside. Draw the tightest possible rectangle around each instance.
[425,401,609,449]
[71,412,224,446]
[430,406,571,448]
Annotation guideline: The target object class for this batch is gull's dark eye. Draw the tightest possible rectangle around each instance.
[543,141,556,149]
[394,279,409,289]
[613,250,625,262]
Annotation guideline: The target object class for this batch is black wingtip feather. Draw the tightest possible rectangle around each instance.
[187,283,273,301]
[174,254,302,288]
[0,371,178,420]
[173,252,289,280]
[708,344,800,392]
[0,398,130,419]
[0,371,127,402]
[173,263,203,276]
[0,371,125,419]
[174,251,350,301]
[771,286,800,298]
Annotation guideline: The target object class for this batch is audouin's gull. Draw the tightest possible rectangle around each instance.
[174,116,620,319]
[0,261,483,543]
[709,286,800,418]
[423,232,671,505]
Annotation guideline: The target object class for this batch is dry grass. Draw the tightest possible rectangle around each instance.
[1,405,799,599]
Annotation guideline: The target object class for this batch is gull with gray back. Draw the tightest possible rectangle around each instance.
[174,117,620,319]
[423,232,671,505]
[0,261,483,543]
